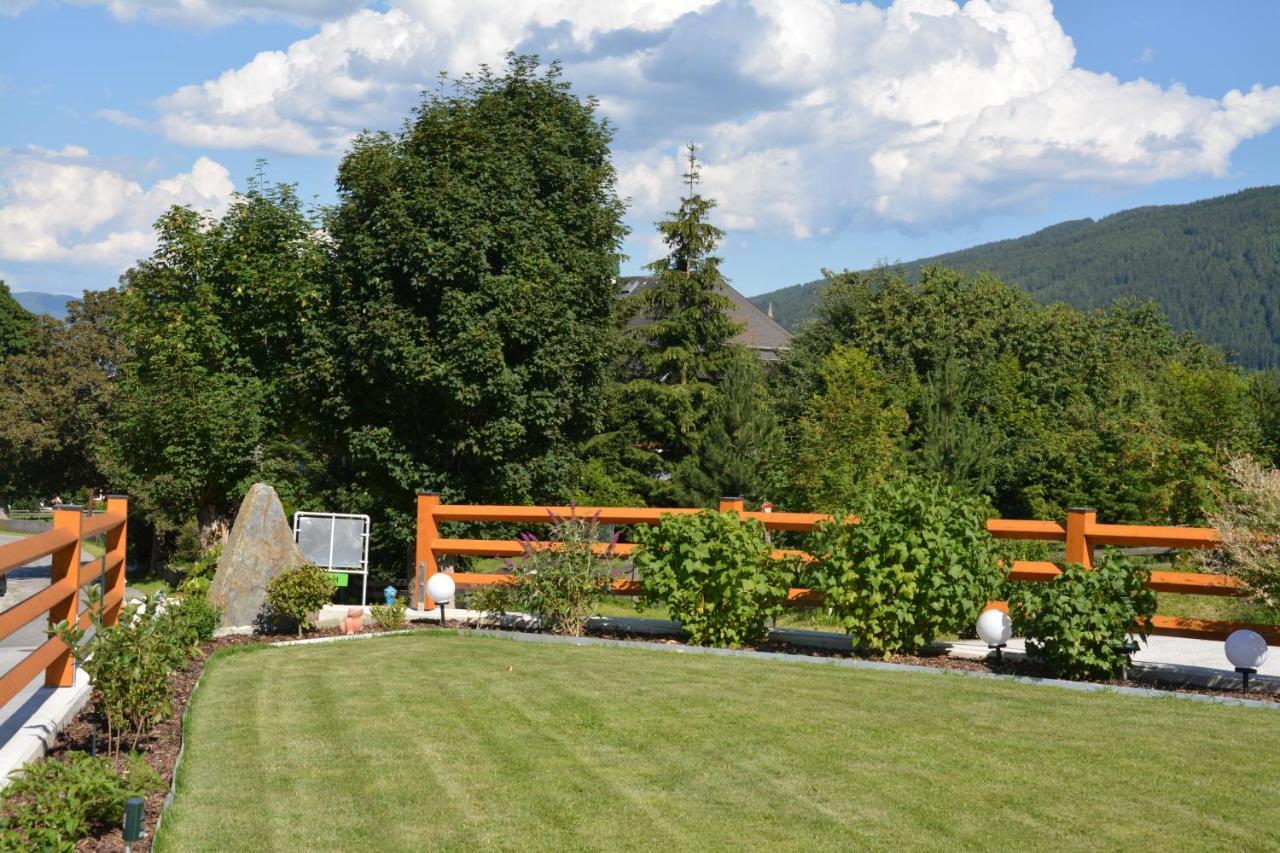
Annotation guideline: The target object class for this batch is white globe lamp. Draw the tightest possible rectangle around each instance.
[427,572,455,627]
[976,608,1012,664]
[1225,629,1268,694]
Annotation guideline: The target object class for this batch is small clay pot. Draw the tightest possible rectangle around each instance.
[342,606,364,634]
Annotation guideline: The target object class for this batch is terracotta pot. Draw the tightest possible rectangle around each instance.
[342,606,364,634]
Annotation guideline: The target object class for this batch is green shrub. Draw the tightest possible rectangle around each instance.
[632,511,793,648]
[804,476,1004,657]
[474,508,618,636]
[370,598,407,631]
[1008,551,1157,680]
[54,593,191,755]
[265,563,335,636]
[160,592,223,645]
[0,751,164,851]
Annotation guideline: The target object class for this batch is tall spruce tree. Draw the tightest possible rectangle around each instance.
[912,357,997,497]
[668,351,778,506]
[611,144,744,505]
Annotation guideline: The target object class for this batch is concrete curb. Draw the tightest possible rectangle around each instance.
[0,668,93,790]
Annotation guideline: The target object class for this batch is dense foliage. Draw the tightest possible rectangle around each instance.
[1008,552,1157,680]
[100,174,329,551]
[804,476,1004,657]
[370,599,408,631]
[54,590,221,755]
[473,508,618,636]
[0,751,164,851]
[770,265,1266,523]
[632,511,793,647]
[0,289,122,504]
[754,187,1280,369]
[0,280,35,364]
[326,55,627,573]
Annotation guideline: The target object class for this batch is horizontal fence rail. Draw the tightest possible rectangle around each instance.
[414,494,1276,644]
[0,498,128,707]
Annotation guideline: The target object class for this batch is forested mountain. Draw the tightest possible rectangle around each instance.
[752,187,1280,369]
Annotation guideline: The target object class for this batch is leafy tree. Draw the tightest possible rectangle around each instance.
[775,344,906,512]
[0,280,35,362]
[775,265,1262,523]
[103,175,329,546]
[325,54,627,569]
[0,290,123,503]
[610,144,744,505]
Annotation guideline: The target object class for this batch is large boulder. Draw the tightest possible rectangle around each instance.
[208,483,306,629]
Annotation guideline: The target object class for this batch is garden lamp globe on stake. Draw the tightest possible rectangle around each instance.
[427,572,455,628]
[976,608,1012,664]
[1224,629,1268,694]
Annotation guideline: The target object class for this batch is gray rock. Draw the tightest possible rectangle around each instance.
[208,483,306,629]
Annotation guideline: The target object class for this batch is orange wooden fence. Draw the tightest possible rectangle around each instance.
[0,498,128,707]
[414,493,1278,643]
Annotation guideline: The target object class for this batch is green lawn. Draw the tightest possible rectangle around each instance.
[157,633,1280,852]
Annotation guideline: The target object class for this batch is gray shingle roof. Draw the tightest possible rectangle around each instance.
[618,275,792,362]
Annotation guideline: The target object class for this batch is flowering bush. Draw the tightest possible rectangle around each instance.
[472,506,619,636]
[1199,455,1280,613]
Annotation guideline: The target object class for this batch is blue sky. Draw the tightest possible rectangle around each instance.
[2,0,1279,298]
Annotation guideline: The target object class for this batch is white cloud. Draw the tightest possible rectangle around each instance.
[0,147,235,267]
[129,0,1280,232]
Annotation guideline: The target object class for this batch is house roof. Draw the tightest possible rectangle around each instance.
[618,275,792,361]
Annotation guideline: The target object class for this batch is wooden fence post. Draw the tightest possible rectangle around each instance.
[1065,506,1095,569]
[104,495,128,627]
[46,505,82,688]
[416,492,440,610]
[719,496,745,514]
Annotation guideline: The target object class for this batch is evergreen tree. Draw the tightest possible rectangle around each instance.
[913,357,997,497]
[611,144,745,505]
[669,353,778,506]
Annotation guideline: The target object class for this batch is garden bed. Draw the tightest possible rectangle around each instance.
[22,621,434,851]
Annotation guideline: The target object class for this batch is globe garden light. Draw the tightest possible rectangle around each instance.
[427,572,455,627]
[1225,629,1269,694]
[976,608,1012,664]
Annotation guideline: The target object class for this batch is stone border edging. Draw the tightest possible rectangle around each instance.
[152,666,205,843]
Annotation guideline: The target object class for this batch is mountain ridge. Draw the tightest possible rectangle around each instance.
[751,186,1280,369]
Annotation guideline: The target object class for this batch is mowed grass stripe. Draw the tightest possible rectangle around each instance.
[157,633,1280,852]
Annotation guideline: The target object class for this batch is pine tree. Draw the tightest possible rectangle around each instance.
[669,352,778,506]
[913,357,997,497]
[609,144,746,504]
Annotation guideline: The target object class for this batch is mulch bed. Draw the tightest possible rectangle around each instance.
[23,615,1273,851]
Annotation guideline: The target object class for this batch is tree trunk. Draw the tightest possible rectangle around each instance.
[197,504,231,549]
